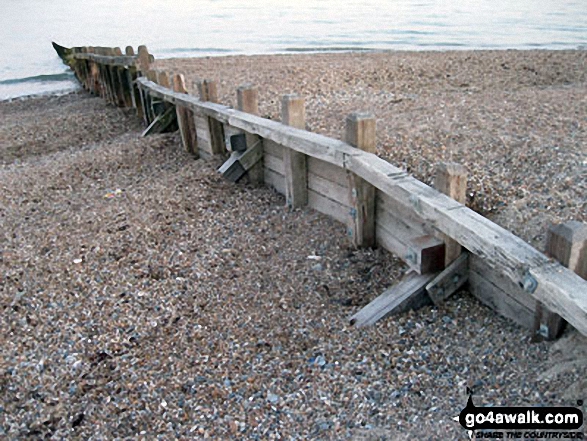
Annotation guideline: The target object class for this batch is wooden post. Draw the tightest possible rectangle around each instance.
[237,85,259,115]
[157,71,171,89]
[173,73,198,156]
[105,48,118,104]
[137,45,151,74]
[282,94,308,208]
[346,112,376,248]
[237,85,263,184]
[197,80,218,103]
[435,162,468,266]
[113,47,128,107]
[533,221,587,341]
[196,80,224,156]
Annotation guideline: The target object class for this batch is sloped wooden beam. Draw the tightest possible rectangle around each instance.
[349,271,438,328]
[426,252,469,305]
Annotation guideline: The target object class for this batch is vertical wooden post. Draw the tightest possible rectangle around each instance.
[136,47,151,121]
[237,85,259,114]
[173,73,198,156]
[137,45,151,74]
[435,162,468,266]
[281,94,308,208]
[533,221,587,341]
[113,47,127,107]
[105,48,118,104]
[197,80,218,103]
[157,71,171,89]
[237,85,263,185]
[346,112,377,248]
[196,80,224,156]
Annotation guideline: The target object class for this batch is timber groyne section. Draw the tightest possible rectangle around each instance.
[59,43,587,341]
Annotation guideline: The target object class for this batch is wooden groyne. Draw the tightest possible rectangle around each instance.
[60,43,587,341]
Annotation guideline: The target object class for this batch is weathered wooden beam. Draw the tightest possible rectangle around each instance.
[73,53,138,67]
[346,112,376,248]
[282,94,308,208]
[533,221,587,341]
[173,73,198,156]
[237,85,263,185]
[349,271,438,327]
[133,78,587,337]
[426,252,469,304]
[435,162,467,266]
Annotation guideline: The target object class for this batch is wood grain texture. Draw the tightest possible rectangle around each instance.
[346,112,376,248]
[282,94,308,208]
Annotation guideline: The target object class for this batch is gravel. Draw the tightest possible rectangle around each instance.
[1,51,586,440]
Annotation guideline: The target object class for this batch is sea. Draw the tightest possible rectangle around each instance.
[1,0,585,101]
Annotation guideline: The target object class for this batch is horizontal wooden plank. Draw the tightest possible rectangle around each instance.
[376,191,435,237]
[308,157,349,187]
[194,116,211,143]
[74,53,138,66]
[265,168,286,195]
[264,140,284,159]
[136,77,587,337]
[264,153,284,175]
[469,270,535,331]
[470,254,536,311]
[308,190,349,225]
[308,173,351,208]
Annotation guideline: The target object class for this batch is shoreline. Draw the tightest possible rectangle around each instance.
[2,47,585,102]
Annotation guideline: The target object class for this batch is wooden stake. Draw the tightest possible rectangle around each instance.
[157,71,171,89]
[435,162,468,266]
[237,85,259,115]
[533,221,587,341]
[197,80,219,103]
[173,73,198,156]
[237,85,263,184]
[137,45,151,74]
[281,94,308,208]
[346,112,376,248]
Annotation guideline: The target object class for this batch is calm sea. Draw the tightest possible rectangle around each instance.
[1,0,585,100]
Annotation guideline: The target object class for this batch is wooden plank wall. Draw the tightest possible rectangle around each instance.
[469,255,537,330]
[263,140,286,195]
[194,112,214,159]
[307,157,350,224]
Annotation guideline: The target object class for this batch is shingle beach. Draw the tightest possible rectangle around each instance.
[1,50,586,440]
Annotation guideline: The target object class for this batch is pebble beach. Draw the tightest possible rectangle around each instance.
[1,50,586,439]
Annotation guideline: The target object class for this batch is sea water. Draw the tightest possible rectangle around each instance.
[1,0,585,101]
